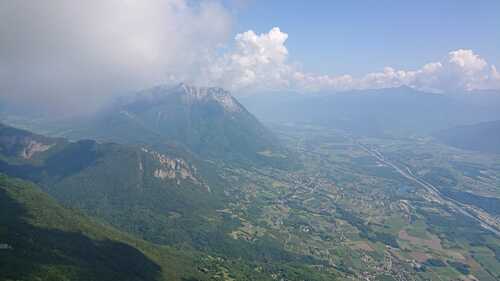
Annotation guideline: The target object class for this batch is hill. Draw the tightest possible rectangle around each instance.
[0,123,224,246]
[0,174,225,281]
[434,120,500,154]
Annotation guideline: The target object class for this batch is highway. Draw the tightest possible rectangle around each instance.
[357,142,500,237]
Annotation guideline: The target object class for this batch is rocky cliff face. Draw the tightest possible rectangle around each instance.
[141,147,202,185]
[20,140,53,159]
[178,83,242,112]
[0,123,55,160]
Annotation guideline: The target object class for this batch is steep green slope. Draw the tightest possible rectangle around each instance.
[0,123,224,246]
[0,175,336,281]
[0,174,213,281]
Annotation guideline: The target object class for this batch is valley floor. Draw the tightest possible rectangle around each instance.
[2,122,500,281]
[215,124,500,281]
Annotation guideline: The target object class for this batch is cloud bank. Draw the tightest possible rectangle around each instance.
[0,0,232,112]
[204,28,500,93]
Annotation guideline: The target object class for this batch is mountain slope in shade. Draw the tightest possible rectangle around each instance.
[69,83,283,164]
[0,174,214,281]
[434,120,500,154]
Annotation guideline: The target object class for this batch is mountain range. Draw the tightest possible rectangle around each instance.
[240,86,500,137]
[434,120,500,154]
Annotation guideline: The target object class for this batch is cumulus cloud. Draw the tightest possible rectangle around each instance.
[203,28,500,94]
[199,27,293,91]
[0,0,232,113]
[405,49,498,92]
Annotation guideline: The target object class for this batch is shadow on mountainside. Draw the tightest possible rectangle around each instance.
[0,186,162,281]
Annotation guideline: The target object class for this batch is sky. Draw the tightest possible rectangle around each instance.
[0,0,499,113]
[232,1,500,76]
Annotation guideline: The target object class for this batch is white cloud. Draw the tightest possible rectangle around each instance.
[200,28,500,94]
[409,49,492,92]
[200,27,293,90]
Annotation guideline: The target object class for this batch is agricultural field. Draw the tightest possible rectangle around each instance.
[215,124,500,281]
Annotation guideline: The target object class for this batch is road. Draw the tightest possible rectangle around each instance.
[357,142,500,237]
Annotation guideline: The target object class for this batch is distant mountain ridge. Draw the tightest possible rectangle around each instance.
[240,86,500,137]
[434,120,500,154]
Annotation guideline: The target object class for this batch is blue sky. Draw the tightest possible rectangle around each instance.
[231,0,500,76]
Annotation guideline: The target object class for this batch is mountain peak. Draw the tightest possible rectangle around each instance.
[122,83,242,113]
[178,83,227,98]
[80,82,281,163]
[177,83,241,112]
